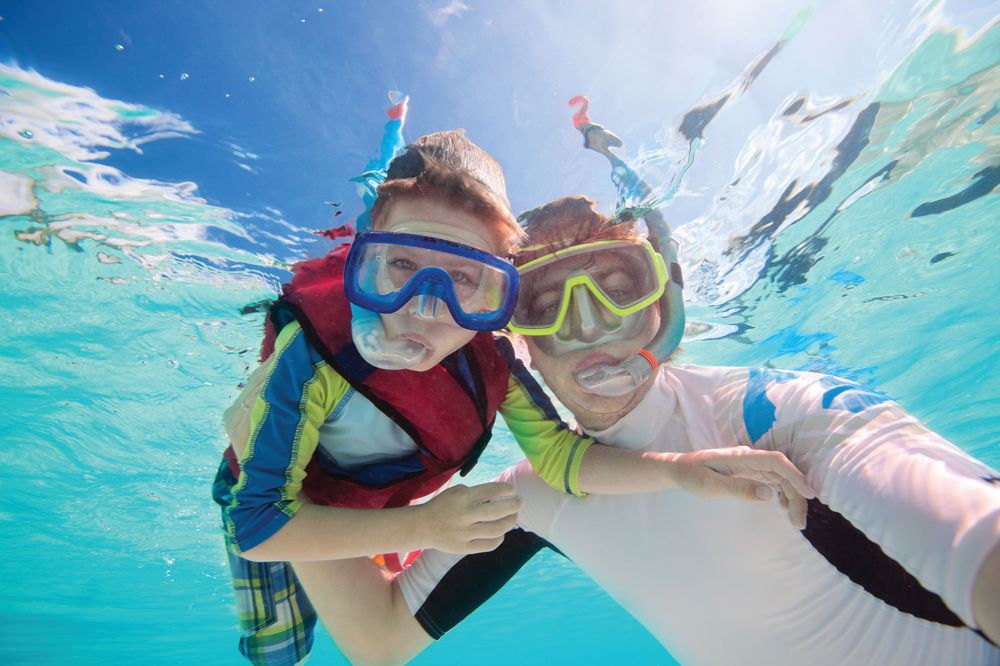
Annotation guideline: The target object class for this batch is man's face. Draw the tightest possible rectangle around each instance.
[376,197,505,372]
[525,300,661,428]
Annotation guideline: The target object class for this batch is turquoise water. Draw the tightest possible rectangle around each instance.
[1,2,998,664]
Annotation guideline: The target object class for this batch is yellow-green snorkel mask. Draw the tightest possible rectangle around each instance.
[509,239,668,341]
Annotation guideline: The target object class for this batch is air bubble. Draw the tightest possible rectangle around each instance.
[19,129,33,139]
[179,72,190,81]
[115,44,125,52]
[248,75,256,82]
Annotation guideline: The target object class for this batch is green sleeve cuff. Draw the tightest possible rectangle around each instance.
[563,436,594,496]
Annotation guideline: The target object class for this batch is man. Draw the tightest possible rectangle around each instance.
[396,167,1000,664]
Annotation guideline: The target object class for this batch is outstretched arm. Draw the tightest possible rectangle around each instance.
[972,520,1000,644]
[745,370,1000,636]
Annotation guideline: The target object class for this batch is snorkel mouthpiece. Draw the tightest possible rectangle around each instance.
[574,353,658,397]
[350,313,430,370]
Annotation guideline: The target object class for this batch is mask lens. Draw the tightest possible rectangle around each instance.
[512,241,661,332]
[352,237,513,319]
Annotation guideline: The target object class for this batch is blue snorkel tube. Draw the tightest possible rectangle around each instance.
[348,92,432,370]
[568,96,686,396]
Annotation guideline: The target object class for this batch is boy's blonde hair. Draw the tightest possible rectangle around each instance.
[370,130,524,253]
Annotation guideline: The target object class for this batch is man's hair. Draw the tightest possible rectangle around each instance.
[515,196,644,266]
[370,130,523,252]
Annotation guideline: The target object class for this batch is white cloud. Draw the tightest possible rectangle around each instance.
[429,0,470,27]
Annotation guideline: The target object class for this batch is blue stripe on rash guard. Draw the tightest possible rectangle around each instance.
[817,376,890,413]
[229,328,324,551]
[742,368,798,444]
[743,370,893,445]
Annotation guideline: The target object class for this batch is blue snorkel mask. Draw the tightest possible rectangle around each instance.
[345,230,518,331]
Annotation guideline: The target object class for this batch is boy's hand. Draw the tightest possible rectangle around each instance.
[663,447,816,529]
[418,482,522,554]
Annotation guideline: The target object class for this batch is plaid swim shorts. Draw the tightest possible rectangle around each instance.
[214,460,317,666]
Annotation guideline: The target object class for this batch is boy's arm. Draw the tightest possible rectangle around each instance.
[225,321,520,562]
[497,338,812,511]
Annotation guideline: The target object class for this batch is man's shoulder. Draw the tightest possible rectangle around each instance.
[658,363,753,402]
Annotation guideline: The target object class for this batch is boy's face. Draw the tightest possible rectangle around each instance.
[376,197,507,372]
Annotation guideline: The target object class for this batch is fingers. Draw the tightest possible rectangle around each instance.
[467,482,518,503]
[697,450,813,528]
[700,470,772,501]
[764,471,809,529]
[786,492,808,530]
[471,513,519,539]
[473,494,522,521]
[757,451,815,499]
[464,536,505,553]
[711,449,815,500]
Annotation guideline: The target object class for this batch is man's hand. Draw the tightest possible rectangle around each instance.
[663,447,815,529]
[417,482,522,554]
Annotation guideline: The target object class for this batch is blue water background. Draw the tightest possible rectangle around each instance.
[1,1,998,664]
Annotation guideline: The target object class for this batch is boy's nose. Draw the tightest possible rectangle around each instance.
[409,294,444,320]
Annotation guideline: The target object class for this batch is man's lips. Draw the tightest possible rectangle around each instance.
[573,352,619,373]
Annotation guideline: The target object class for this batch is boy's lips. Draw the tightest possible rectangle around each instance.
[398,332,433,350]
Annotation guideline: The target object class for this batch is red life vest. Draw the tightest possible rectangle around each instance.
[224,244,510,511]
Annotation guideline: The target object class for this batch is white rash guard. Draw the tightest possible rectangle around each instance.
[398,364,1000,666]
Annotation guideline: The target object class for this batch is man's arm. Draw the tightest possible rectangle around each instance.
[746,370,1000,635]
[973,537,1000,644]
